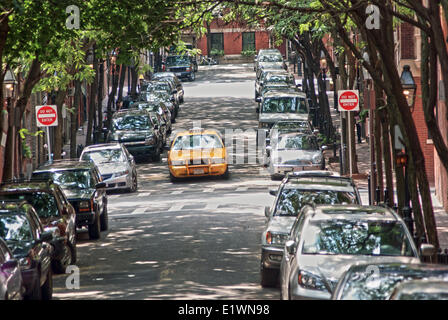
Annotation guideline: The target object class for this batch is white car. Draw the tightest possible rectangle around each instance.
[80,143,138,193]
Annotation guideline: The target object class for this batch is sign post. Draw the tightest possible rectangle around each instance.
[338,90,360,177]
[36,105,58,162]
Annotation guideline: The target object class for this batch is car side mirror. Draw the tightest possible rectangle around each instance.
[38,231,53,243]
[129,155,134,162]
[321,145,329,151]
[264,206,270,218]
[269,189,277,196]
[96,182,107,189]
[255,97,261,103]
[420,244,436,257]
[285,240,297,255]
[1,259,18,270]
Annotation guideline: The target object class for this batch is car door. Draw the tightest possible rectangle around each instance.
[91,167,106,215]
[54,185,76,244]
[0,240,22,300]
[123,146,136,177]
[28,211,52,285]
[281,213,306,298]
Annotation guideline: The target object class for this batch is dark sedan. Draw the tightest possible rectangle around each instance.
[0,201,53,300]
[0,180,77,273]
[32,160,108,240]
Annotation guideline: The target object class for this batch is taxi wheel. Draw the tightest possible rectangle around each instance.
[221,167,230,180]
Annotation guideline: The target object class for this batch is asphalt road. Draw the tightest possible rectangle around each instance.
[52,63,282,299]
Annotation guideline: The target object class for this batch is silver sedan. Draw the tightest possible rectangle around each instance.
[80,143,138,193]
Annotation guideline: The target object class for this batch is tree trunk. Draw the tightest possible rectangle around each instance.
[86,57,98,146]
[53,89,67,160]
[106,63,119,130]
[71,80,81,158]
[97,60,104,131]
[117,64,127,102]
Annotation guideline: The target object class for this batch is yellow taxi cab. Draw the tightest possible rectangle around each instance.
[167,128,229,181]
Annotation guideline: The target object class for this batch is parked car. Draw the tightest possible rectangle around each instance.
[0,237,23,300]
[254,49,285,73]
[389,279,448,300]
[261,171,361,287]
[0,180,77,273]
[266,120,316,147]
[163,55,196,81]
[166,128,229,182]
[266,133,327,179]
[106,109,163,162]
[280,205,423,300]
[0,201,53,300]
[256,89,309,136]
[332,263,448,300]
[152,72,185,103]
[134,101,172,134]
[32,160,108,240]
[255,70,295,100]
[142,80,179,110]
[80,143,138,193]
[140,90,177,121]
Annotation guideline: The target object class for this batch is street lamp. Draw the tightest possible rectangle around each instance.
[3,68,17,99]
[400,65,417,112]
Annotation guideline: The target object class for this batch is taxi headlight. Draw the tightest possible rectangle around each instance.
[171,160,185,166]
[211,158,226,164]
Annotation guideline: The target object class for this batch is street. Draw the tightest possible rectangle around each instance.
[53,64,284,299]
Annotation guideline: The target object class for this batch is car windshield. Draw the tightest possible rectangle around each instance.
[147,82,170,92]
[34,170,93,189]
[260,55,282,62]
[0,192,59,218]
[262,97,307,114]
[266,74,292,84]
[275,135,318,151]
[275,189,358,217]
[399,292,448,300]
[340,269,448,300]
[0,214,33,242]
[81,149,126,163]
[302,220,415,257]
[172,134,223,150]
[113,115,151,131]
[166,56,190,65]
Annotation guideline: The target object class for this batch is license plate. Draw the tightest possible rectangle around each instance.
[193,168,204,175]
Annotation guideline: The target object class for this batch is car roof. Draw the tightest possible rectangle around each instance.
[34,159,95,172]
[306,204,398,221]
[0,180,56,193]
[283,176,356,193]
[262,90,306,98]
[113,109,149,117]
[82,143,122,152]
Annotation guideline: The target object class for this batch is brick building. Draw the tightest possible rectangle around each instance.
[196,18,286,60]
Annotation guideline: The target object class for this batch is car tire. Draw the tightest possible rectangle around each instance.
[169,172,179,183]
[260,267,278,288]
[53,242,73,274]
[41,267,53,300]
[69,238,77,264]
[221,167,230,180]
[88,211,101,240]
[100,204,109,231]
[189,72,195,81]
[130,173,138,192]
[27,272,42,300]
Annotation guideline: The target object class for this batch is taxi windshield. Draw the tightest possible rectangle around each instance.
[172,134,223,150]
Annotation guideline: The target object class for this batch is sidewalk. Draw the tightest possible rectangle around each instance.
[287,61,448,249]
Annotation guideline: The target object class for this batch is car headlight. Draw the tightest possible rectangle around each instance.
[116,170,129,176]
[298,270,327,291]
[312,153,323,164]
[211,158,226,164]
[19,257,32,270]
[171,160,186,166]
[79,201,90,208]
[145,136,156,145]
[265,231,288,245]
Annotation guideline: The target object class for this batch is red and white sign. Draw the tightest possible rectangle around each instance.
[36,105,58,127]
[338,90,360,111]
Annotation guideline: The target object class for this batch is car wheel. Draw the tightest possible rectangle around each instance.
[189,72,195,81]
[41,267,53,300]
[26,272,42,300]
[169,172,179,183]
[53,242,73,274]
[69,238,77,264]
[100,204,109,231]
[260,267,279,288]
[130,174,138,192]
[88,211,101,240]
[221,167,230,180]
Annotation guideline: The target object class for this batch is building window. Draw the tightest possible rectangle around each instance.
[242,32,256,51]
[210,33,224,51]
